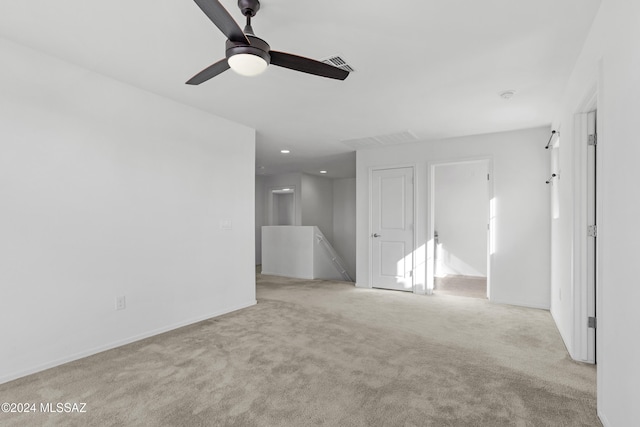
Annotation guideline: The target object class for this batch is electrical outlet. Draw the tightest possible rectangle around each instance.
[115,296,126,310]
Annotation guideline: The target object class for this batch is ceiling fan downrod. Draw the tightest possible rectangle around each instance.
[239,0,259,35]
[244,15,255,35]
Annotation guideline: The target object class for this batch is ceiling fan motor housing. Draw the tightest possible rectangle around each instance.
[225,35,271,65]
[238,0,260,17]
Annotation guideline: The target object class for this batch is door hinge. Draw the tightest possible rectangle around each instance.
[588,133,597,146]
[588,317,597,329]
[587,225,597,237]
[487,173,490,181]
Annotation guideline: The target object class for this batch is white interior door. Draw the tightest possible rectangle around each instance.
[371,167,414,291]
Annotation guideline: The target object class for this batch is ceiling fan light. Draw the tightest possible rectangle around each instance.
[228,53,268,77]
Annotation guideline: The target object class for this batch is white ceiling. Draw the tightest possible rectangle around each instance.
[0,0,601,178]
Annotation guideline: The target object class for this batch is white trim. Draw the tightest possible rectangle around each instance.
[572,112,589,362]
[0,300,257,385]
[595,59,604,414]
[571,80,599,364]
[260,271,314,280]
[598,410,611,427]
[489,299,550,311]
[580,82,598,112]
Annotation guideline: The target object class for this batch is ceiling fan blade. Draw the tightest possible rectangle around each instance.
[270,51,349,81]
[193,0,250,44]
[186,59,230,85]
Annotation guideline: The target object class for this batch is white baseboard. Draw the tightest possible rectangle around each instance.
[550,308,576,359]
[260,271,314,280]
[489,298,550,311]
[597,410,610,427]
[0,300,257,385]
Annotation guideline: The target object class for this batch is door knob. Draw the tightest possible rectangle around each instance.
[373,233,381,238]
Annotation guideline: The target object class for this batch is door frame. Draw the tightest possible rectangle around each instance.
[427,157,494,297]
[573,86,599,364]
[368,164,418,292]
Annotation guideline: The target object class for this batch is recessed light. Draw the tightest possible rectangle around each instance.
[320,170,327,174]
[280,149,290,154]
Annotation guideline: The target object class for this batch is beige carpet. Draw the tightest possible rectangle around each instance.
[0,273,600,426]
[435,275,488,299]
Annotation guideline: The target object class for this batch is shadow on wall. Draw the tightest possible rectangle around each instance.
[435,243,486,278]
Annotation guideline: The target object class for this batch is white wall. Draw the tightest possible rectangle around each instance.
[257,172,338,266]
[301,174,333,242]
[0,38,256,383]
[255,173,301,265]
[356,127,550,309]
[261,226,314,279]
[552,1,640,425]
[434,162,488,277]
[255,176,265,265]
[261,226,345,281]
[333,178,357,280]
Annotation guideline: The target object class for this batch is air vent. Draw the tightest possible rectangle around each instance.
[342,131,419,149]
[322,55,355,73]
[375,131,419,145]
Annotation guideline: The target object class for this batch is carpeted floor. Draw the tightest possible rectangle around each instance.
[0,273,600,426]
[434,275,488,299]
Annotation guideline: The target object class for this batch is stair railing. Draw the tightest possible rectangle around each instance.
[314,230,353,282]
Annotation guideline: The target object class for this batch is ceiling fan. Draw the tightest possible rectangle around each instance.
[186,0,350,84]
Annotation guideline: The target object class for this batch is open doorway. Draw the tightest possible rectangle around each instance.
[269,187,296,226]
[430,160,492,299]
